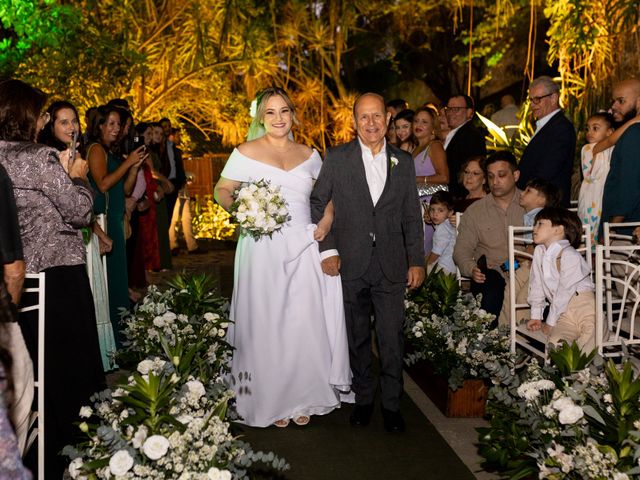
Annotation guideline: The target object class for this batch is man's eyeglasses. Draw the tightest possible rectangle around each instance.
[529,92,555,105]
[444,106,467,113]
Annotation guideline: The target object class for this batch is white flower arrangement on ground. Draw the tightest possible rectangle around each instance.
[64,274,288,479]
[405,288,511,389]
[478,343,640,479]
[229,179,290,240]
[119,275,232,382]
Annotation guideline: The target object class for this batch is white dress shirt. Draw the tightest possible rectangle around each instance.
[527,239,594,326]
[358,137,388,206]
[530,109,561,139]
[443,120,470,150]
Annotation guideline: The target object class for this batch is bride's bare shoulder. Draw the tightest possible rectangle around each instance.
[295,143,313,158]
[237,138,263,158]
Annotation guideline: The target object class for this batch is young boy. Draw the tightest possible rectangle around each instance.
[426,191,456,274]
[526,207,596,352]
[498,178,561,326]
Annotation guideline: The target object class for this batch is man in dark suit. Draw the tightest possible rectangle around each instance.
[516,76,576,206]
[310,93,425,433]
[444,94,487,198]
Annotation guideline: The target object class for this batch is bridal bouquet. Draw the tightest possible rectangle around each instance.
[229,179,290,240]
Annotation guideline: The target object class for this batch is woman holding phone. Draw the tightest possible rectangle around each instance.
[39,101,118,371]
[85,105,147,346]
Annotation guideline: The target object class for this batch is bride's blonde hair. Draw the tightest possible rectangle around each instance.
[247,87,299,141]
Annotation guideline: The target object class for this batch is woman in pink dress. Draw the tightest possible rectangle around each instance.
[412,107,449,255]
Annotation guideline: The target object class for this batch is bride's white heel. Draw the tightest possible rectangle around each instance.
[293,415,310,426]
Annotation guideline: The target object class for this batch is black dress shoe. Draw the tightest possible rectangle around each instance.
[349,404,374,427]
[381,408,405,433]
[171,247,180,256]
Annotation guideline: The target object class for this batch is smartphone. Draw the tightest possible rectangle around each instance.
[69,130,78,162]
[477,254,488,274]
[132,135,146,151]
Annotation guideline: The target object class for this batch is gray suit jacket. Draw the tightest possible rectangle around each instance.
[310,140,424,282]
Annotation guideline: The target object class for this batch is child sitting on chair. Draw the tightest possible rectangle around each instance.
[526,207,596,353]
[425,191,457,275]
[498,179,561,326]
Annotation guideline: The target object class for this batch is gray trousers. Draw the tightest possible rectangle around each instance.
[341,249,406,411]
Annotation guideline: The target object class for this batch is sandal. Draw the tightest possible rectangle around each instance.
[274,419,290,428]
[293,415,310,426]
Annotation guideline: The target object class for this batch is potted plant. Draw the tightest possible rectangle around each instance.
[404,269,511,417]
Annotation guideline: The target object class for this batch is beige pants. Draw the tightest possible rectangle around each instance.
[548,291,597,353]
[169,192,198,251]
[498,262,531,327]
[2,322,34,453]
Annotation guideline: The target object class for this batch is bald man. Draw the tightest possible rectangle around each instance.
[601,79,640,236]
[311,93,424,433]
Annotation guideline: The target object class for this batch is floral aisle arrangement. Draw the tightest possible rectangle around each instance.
[63,274,288,479]
[478,342,640,479]
[404,270,511,389]
[229,179,290,240]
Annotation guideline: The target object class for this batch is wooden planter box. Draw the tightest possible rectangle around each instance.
[406,359,488,418]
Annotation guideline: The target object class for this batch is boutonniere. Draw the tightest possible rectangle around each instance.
[390,155,399,170]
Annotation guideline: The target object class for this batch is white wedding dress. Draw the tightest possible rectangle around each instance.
[222,148,352,427]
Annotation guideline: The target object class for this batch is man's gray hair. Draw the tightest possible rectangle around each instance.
[530,76,560,95]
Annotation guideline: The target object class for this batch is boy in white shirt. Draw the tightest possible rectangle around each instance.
[498,178,561,326]
[526,207,596,352]
[426,191,457,274]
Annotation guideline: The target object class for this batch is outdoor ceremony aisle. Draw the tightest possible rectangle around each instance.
[239,392,476,480]
[147,241,481,480]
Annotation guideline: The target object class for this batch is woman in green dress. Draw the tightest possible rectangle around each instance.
[85,105,146,346]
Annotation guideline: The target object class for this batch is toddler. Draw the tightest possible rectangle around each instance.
[426,191,456,274]
[578,112,615,245]
[526,207,597,352]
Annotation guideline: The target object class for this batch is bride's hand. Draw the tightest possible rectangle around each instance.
[314,224,329,241]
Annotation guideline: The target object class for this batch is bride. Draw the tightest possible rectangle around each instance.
[214,87,351,428]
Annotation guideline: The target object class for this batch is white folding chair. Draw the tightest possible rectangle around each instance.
[18,272,45,479]
[601,222,640,334]
[595,243,640,357]
[508,224,592,360]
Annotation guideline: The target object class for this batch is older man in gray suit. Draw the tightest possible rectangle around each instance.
[310,93,425,433]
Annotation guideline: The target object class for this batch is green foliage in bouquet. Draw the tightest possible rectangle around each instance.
[65,274,288,479]
[478,342,640,479]
[404,269,510,390]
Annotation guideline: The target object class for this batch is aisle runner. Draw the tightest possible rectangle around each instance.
[238,395,475,480]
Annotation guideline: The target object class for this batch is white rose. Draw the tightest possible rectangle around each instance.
[79,406,92,418]
[613,473,630,480]
[109,450,134,476]
[152,316,166,327]
[137,359,154,375]
[143,435,170,460]
[204,312,219,321]
[552,396,574,412]
[208,467,232,480]
[163,311,177,322]
[68,458,84,479]
[558,405,584,424]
